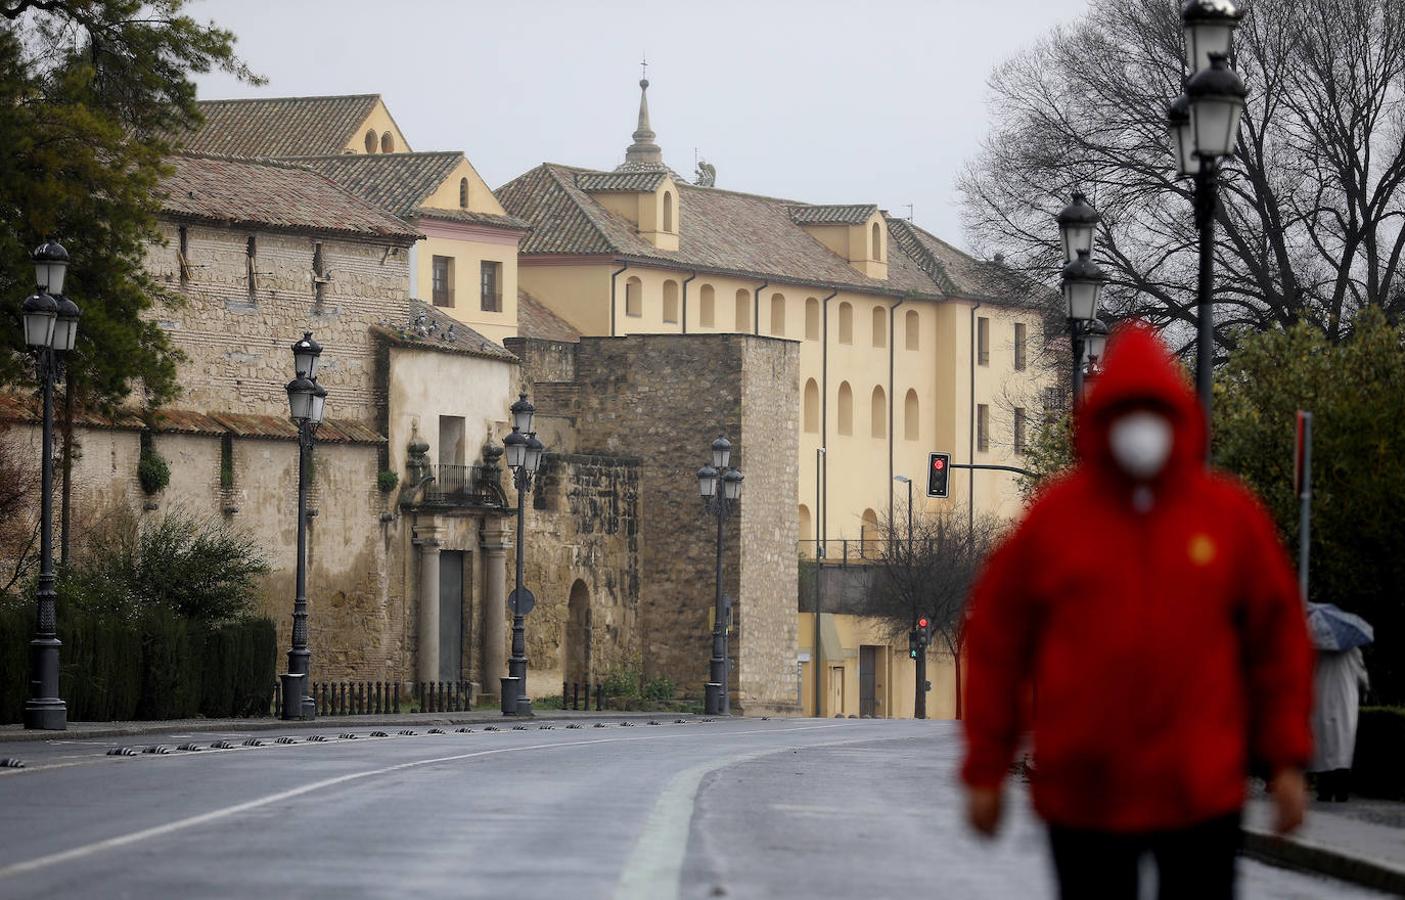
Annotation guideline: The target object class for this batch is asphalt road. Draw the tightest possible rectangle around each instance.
[0,718,1386,899]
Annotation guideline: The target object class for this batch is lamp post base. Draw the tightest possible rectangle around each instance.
[22,699,66,731]
[704,682,722,716]
[515,696,534,717]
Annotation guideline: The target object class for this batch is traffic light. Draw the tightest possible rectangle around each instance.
[908,630,920,659]
[917,616,931,647]
[927,452,950,498]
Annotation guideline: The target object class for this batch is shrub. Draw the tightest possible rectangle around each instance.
[642,674,675,703]
[1353,707,1405,799]
[137,446,170,494]
[377,470,398,493]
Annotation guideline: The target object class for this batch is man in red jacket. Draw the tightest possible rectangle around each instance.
[961,323,1312,899]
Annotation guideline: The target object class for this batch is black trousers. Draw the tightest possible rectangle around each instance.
[1047,812,1242,900]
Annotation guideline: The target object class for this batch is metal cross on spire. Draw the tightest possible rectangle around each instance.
[640,53,648,81]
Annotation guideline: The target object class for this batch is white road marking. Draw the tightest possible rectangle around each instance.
[0,722,847,881]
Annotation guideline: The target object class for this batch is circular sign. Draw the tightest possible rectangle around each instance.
[508,587,536,616]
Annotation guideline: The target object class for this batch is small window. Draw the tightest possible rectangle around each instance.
[805,297,819,341]
[872,306,886,348]
[438,415,467,466]
[770,293,786,335]
[480,261,501,312]
[838,302,853,344]
[245,235,257,300]
[219,432,234,491]
[432,255,454,307]
[799,504,812,547]
[734,290,750,331]
[870,385,886,439]
[977,404,990,452]
[177,226,190,283]
[872,222,882,261]
[380,131,395,153]
[1014,322,1027,371]
[459,178,469,209]
[663,280,680,324]
[904,390,919,441]
[312,241,326,304]
[364,129,377,153]
[905,310,919,351]
[1014,407,1027,455]
[662,190,675,233]
[700,284,715,327]
[837,382,853,436]
[626,277,643,318]
[804,379,819,433]
[977,316,990,366]
[1043,386,1061,422]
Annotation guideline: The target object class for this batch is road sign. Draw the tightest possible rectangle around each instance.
[508,587,535,616]
[926,452,950,498]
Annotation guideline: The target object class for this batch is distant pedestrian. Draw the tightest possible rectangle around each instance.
[1310,646,1370,802]
[959,323,1313,900]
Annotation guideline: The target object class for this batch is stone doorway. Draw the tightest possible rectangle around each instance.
[564,579,592,687]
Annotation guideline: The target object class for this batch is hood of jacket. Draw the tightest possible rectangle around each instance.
[1074,321,1204,484]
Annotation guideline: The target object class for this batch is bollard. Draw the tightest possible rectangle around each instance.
[596,683,604,711]
[563,681,569,710]
[393,681,401,714]
[273,680,281,717]
[364,682,371,714]
[500,676,520,716]
[439,681,447,713]
[320,683,328,717]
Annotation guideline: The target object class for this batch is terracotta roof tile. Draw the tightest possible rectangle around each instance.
[182,95,397,158]
[160,155,420,242]
[373,300,519,362]
[517,289,581,342]
[788,204,878,226]
[576,171,670,192]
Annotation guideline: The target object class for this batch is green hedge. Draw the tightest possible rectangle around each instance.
[1353,707,1405,799]
[0,602,276,724]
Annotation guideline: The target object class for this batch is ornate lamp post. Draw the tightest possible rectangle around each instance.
[1082,318,1110,375]
[21,239,74,730]
[504,392,544,716]
[1056,195,1106,404]
[697,434,743,716]
[1169,0,1247,422]
[281,331,325,720]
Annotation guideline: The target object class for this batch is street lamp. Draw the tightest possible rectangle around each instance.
[892,474,913,551]
[1169,0,1246,425]
[1082,318,1110,373]
[699,434,743,716]
[505,392,545,716]
[281,332,327,720]
[20,240,74,730]
[1057,231,1107,403]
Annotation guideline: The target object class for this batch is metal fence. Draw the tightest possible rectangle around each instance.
[269,680,475,717]
[561,682,605,711]
[425,464,504,506]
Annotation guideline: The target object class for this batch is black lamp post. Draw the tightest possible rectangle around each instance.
[281,331,325,720]
[1056,194,1106,404]
[1082,317,1110,376]
[1170,0,1247,422]
[698,434,743,716]
[504,392,544,716]
[21,239,74,731]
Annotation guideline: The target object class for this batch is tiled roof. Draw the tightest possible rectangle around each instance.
[181,95,397,158]
[413,208,532,231]
[0,394,144,430]
[292,152,461,216]
[496,163,957,297]
[373,300,519,363]
[517,289,581,342]
[789,204,878,226]
[159,155,420,242]
[888,218,1006,299]
[576,171,670,192]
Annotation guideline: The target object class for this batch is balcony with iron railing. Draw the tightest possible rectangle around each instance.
[423,464,507,508]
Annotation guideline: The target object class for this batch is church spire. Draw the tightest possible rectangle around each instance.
[617,60,667,172]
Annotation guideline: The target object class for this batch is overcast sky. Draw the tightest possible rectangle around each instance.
[191,0,1090,253]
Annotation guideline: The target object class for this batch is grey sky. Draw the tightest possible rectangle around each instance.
[191,0,1090,252]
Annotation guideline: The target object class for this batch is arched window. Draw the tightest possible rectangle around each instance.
[663,280,680,324]
[861,509,880,555]
[699,284,716,327]
[735,290,750,331]
[805,297,819,341]
[871,385,887,438]
[838,302,853,344]
[662,191,674,232]
[381,131,395,153]
[872,306,887,348]
[904,389,920,441]
[872,222,883,260]
[625,276,643,318]
[364,129,377,153]
[837,382,853,435]
[803,379,819,433]
[458,178,469,209]
[905,309,920,351]
[770,293,786,335]
[799,504,813,548]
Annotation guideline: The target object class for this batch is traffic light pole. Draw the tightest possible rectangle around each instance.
[914,633,927,720]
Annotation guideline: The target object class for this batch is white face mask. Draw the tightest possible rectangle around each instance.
[1108,411,1174,480]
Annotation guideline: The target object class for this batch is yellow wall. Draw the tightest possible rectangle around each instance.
[420,158,509,217]
[415,230,519,346]
[344,98,410,155]
[797,612,960,719]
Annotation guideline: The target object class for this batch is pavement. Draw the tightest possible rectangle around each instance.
[0,717,1390,899]
[1244,794,1405,896]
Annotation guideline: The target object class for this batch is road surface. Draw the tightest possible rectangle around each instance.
[0,717,1383,898]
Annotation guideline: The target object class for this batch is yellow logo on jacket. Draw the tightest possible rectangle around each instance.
[1189,533,1216,566]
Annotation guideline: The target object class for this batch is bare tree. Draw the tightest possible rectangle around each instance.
[959,0,1405,354]
[0,423,39,597]
[867,506,1005,719]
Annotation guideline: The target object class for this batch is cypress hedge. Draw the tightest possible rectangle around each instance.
[0,602,275,724]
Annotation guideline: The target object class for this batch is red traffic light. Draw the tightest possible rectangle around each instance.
[917,616,930,630]
[927,452,951,498]
[932,457,945,471]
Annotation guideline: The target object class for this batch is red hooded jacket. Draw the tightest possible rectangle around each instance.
[960,324,1313,832]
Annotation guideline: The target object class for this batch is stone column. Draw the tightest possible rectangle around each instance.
[480,519,510,704]
[414,521,441,685]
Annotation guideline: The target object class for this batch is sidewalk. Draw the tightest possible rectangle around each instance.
[1243,795,1405,895]
[0,708,701,744]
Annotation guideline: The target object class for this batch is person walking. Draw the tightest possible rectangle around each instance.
[960,323,1313,900]
[1311,645,1370,802]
